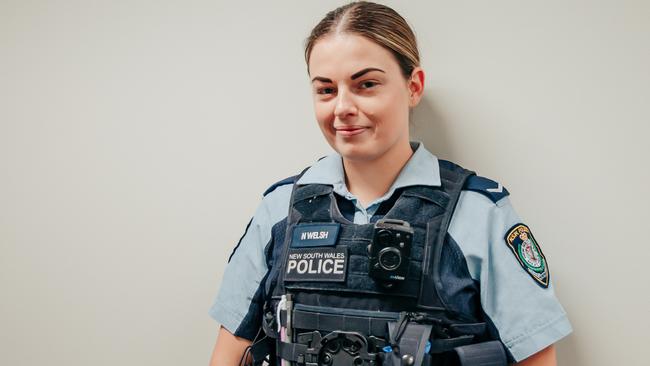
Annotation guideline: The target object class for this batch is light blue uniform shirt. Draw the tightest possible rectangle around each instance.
[209,141,572,362]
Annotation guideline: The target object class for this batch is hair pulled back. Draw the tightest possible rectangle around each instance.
[304,1,420,80]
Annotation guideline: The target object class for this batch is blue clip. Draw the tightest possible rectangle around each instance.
[382,345,393,353]
[425,340,431,354]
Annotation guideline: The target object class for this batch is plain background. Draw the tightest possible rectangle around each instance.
[1,0,648,365]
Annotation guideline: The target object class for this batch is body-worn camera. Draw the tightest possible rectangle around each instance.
[368,219,413,283]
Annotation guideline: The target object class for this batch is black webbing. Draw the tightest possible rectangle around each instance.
[387,321,432,366]
[276,341,308,363]
[286,309,395,337]
[454,341,507,366]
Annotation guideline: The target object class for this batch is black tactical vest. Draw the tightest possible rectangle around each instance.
[250,160,507,366]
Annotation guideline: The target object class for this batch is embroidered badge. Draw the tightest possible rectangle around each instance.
[285,247,348,282]
[505,224,549,288]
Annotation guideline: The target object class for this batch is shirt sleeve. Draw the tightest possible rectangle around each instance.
[208,196,271,338]
[449,191,573,362]
[208,183,293,339]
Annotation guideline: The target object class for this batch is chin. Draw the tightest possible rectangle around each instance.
[333,140,378,162]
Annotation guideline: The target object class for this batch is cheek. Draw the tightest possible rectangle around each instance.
[375,90,408,121]
[371,85,405,113]
[367,94,406,129]
[313,101,334,130]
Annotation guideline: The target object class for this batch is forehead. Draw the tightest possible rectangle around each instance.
[308,33,399,79]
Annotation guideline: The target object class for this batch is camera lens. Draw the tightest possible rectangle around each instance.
[377,229,393,246]
[378,247,401,270]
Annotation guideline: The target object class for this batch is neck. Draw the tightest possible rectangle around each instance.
[343,139,415,208]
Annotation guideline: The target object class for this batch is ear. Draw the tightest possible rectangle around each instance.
[407,66,425,108]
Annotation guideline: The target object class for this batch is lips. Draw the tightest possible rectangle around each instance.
[335,126,367,137]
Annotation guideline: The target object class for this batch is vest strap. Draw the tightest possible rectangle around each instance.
[454,340,507,366]
[281,308,396,338]
[276,341,309,364]
[418,161,476,309]
[428,335,474,353]
[387,321,432,366]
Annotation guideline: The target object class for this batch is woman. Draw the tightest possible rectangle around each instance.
[209,2,571,365]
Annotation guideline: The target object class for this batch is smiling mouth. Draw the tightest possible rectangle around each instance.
[335,127,367,137]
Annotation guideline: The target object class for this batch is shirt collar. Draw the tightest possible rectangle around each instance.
[296,141,442,193]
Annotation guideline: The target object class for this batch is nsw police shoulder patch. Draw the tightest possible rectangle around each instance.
[505,223,550,288]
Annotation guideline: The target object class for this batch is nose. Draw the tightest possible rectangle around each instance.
[334,88,357,120]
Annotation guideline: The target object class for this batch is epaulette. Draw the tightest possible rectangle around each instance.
[463,175,510,203]
[262,165,314,197]
[263,175,299,197]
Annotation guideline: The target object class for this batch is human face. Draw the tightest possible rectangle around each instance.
[308,33,419,162]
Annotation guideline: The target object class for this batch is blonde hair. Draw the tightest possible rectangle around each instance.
[304,1,420,80]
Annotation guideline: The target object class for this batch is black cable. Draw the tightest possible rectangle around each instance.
[238,345,252,366]
[393,312,412,346]
[238,327,268,366]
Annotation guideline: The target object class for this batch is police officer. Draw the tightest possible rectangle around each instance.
[209,2,572,365]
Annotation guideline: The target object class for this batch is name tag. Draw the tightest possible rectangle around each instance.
[285,247,348,282]
[291,223,341,248]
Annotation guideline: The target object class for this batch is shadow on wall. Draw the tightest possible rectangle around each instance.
[409,96,455,159]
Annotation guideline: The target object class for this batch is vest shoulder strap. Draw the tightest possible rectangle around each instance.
[438,159,472,179]
[418,159,475,309]
[437,159,476,188]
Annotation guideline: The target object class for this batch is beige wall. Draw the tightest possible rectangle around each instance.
[1,1,648,365]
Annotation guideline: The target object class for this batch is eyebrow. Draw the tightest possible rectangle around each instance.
[311,67,385,83]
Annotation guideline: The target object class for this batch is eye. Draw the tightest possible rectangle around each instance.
[316,87,336,95]
[360,80,378,89]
